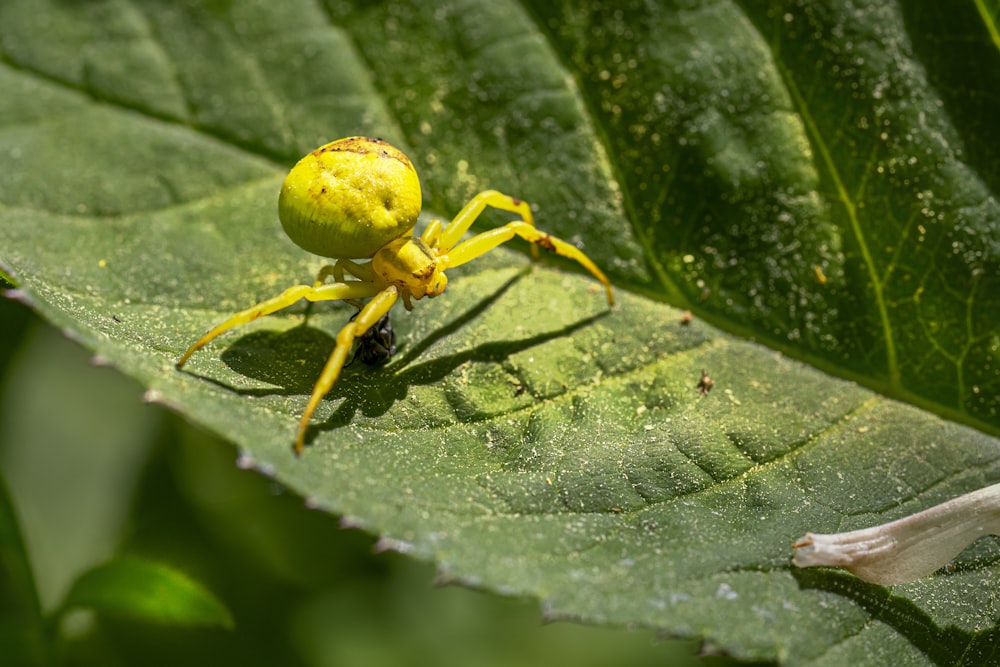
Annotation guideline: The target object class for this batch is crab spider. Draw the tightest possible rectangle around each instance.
[176,137,613,455]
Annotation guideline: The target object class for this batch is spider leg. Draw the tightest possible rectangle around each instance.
[176,281,381,368]
[420,218,445,250]
[295,285,400,455]
[314,259,375,286]
[437,190,537,260]
[444,221,614,305]
[313,260,377,310]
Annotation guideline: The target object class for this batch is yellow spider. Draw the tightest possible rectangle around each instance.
[176,137,613,455]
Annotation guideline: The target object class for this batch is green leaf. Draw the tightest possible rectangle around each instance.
[62,558,233,629]
[1,0,998,663]
[0,470,47,666]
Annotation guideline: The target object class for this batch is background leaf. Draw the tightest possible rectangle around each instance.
[1,0,998,664]
[61,558,233,629]
[0,470,47,666]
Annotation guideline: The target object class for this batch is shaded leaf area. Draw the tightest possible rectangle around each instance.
[2,0,1000,664]
[521,0,1000,432]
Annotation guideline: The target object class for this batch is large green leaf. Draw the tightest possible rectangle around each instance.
[1,1,998,664]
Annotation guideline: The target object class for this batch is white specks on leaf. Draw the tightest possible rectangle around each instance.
[715,582,738,601]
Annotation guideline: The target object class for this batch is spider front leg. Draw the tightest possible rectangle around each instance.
[312,260,377,310]
[313,259,375,286]
[295,285,400,455]
[176,281,381,368]
[444,220,614,305]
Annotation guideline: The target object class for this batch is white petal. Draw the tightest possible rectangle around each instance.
[793,482,1000,585]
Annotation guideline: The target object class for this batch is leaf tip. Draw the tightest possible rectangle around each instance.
[2,287,34,307]
[142,388,166,404]
[90,353,115,368]
[338,514,366,530]
[374,536,415,555]
[432,569,462,588]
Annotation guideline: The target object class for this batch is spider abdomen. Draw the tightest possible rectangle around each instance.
[278,137,422,259]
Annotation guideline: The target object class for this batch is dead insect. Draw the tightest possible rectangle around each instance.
[350,311,396,367]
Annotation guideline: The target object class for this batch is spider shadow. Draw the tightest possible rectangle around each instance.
[183,274,519,398]
[203,271,529,398]
[313,296,609,439]
[309,268,610,442]
[187,269,609,445]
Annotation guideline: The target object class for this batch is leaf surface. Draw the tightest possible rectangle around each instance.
[2,1,999,663]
